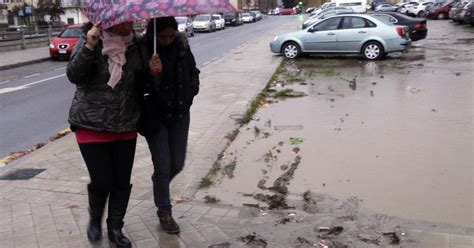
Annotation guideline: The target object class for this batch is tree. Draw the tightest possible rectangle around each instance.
[282,0,296,8]
[35,0,64,22]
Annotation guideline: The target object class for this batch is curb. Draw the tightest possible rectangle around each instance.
[0,57,51,71]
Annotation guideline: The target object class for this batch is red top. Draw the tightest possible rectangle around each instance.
[75,129,137,144]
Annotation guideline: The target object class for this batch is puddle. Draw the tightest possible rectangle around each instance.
[197,21,474,228]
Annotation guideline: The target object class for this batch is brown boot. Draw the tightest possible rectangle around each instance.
[157,210,180,234]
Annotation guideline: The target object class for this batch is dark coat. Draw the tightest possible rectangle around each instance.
[67,27,145,133]
[137,32,200,134]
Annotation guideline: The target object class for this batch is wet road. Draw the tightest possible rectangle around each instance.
[198,20,474,228]
[0,16,293,159]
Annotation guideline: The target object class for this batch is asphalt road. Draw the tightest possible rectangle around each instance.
[0,16,294,159]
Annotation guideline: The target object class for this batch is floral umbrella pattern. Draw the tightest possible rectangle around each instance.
[82,0,237,29]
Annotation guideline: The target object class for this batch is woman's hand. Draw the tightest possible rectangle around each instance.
[86,23,101,50]
[149,54,162,77]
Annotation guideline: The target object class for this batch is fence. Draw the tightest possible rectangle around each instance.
[0,25,64,52]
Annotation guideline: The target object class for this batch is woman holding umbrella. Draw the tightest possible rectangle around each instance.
[138,16,200,234]
[66,21,160,247]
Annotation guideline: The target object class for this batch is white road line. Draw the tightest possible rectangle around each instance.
[24,73,40,78]
[191,43,201,48]
[54,67,67,71]
[0,74,66,95]
[0,80,11,85]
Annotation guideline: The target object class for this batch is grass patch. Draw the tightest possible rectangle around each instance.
[254,126,261,137]
[204,195,221,204]
[199,177,213,189]
[239,92,267,125]
[304,70,318,78]
[320,68,337,76]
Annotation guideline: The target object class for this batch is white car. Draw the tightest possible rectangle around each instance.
[193,14,216,32]
[212,14,225,30]
[175,16,194,37]
[242,12,255,22]
[407,2,434,17]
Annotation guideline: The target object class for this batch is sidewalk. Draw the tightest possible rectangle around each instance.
[0,46,50,71]
[0,17,472,248]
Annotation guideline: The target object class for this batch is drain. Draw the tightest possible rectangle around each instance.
[0,168,46,180]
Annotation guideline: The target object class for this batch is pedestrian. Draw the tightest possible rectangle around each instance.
[137,16,200,234]
[66,21,157,248]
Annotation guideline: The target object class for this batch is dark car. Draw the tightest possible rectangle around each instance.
[49,24,82,60]
[224,12,243,26]
[463,1,474,25]
[427,1,456,19]
[371,12,427,41]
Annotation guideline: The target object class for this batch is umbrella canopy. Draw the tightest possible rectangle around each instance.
[82,0,237,29]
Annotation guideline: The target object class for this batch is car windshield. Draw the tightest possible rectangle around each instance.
[175,17,186,24]
[59,28,82,38]
[195,15,210,21]
[224,12,235,17]
[242,13,251,16]
[212,16,220,20]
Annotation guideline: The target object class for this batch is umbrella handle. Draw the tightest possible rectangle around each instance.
[153,18,156,55]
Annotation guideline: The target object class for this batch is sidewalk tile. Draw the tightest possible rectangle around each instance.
[450,234,474,245]
[188,205,210,215]
[206,207,229,217]
[199,225,231,244]
[420,232,450,248]
[129,228,154,241]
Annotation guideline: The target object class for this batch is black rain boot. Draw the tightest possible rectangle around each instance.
[157,209,180,234]
[87,184,108,242]
[107,185,132,248]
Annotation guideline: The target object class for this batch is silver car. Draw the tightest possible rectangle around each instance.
[375,4,398,12]
[302,8,354,29]
[175,16,194,37]
[270,14,411,60]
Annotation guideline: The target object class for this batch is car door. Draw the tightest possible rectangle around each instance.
[304,17,342,52]
[336,16,371,52]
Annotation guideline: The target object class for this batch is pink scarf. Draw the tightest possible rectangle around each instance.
[101,31,134,89]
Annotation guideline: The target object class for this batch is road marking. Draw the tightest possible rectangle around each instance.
[54,66,67,71]
[191,43,201,48]
[0,80,11,85]
[24,73,40,78]
[0,74,66,95]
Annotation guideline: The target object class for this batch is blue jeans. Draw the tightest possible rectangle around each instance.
[145,112,190,211]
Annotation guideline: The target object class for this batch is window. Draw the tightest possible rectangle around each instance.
[373,15,397,24]
[342,17,368,29]
[315,17,341,31]
[340,2,362,6]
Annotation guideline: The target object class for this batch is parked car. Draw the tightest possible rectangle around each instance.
[453,1,472,22]
[427,1,456,19]
[212,14,226,29]
[407,2,434,17]
[49,24,82,60]
[242,12,255,22]
[302,9,354,29]
[449,1,466,19]
[279,8,298,15]
[250,10,263,20]
[193,14,216,32]
[376,4,399,12]
[311,2,336,16]
[224,12,243,26]
[425,1,445,13]
[270,14,411,60]
[398,2,418,14]
[371,12,427,41]
[175,16,194,37]
[306,7,317,13]
[463,0,474,24]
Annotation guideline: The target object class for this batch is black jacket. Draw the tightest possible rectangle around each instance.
[137,32,200,133]
[67,27,145,133]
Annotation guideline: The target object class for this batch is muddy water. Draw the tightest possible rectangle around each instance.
[197,21,473,227]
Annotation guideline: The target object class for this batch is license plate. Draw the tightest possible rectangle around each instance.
[59,50,67,54]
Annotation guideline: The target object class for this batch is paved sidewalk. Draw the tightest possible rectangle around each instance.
[0,47,50,71]
[0,17,472,248]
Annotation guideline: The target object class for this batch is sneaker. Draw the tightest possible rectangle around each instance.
[158,210,180,234]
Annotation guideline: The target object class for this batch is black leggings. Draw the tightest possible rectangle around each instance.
[78,139,137,194]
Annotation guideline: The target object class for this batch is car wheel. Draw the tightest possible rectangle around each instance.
[437,13,446,19]
[282,42,301,59]
[362,41,384,60]
[417,11,425,17]
[191,30,194,36]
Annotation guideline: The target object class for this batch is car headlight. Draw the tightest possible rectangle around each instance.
[49,43,54,49]
[273,36,279,42]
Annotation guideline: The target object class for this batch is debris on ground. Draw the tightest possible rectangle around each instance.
[292,147,300,153]
[358,235,380,245]
[243,203,260,208]
[297,236,315,245]
[431,109,438,112]
[257,179,268,189]
[316,239,348,248]
[370,91,374,97]
[276,217,292,225]
[383,232,401,245]
[280,163,289,171]
[302,191,318,214]
[208,242,231,248]
[237,232,268,247]
[319,226,344,237]
[223,160,237,179]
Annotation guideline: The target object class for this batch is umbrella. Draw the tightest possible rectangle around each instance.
[82,0,237,30]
